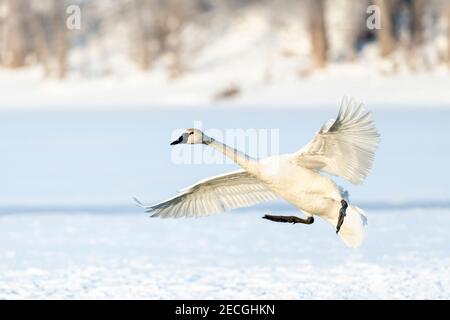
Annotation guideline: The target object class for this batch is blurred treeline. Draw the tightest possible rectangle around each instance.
[0,0,449,78]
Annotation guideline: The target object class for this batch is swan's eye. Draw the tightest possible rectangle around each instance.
[189,132,194,135]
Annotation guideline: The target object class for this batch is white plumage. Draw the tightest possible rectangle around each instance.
[137,97,380,247]
[136,170,278,218]
[294,97,380,184]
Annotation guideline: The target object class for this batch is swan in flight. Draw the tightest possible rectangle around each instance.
[136,98,380,247]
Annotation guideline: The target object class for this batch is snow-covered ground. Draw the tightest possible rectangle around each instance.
[0,209,449,299]
[1,2,449,300]
[2,61,450,111]
[0,108,449,299]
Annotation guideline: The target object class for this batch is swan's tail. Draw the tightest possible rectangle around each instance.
[327,205,368,248]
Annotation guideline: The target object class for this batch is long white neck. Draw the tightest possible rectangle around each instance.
[205,137,255,170]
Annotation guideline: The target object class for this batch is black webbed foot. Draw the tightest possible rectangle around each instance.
[263,215,314,225]
[336,200,348,234]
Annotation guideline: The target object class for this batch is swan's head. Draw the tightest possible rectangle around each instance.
[170,128,211,145]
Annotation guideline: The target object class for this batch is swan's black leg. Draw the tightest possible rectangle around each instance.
[336,200,348,234]
[262,215,314,225]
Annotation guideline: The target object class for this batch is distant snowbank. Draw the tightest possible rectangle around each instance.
[1,64,450,110]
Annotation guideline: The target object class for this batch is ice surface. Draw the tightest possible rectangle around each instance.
[0,108,448,206]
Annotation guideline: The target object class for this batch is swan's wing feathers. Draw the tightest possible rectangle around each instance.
[136,170,278,218]
[293,98,380,184]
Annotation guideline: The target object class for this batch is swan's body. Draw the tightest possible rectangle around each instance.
[257,154,342,218]
[137,98,379,247]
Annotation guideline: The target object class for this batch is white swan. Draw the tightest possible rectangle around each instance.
[136,98,380,247]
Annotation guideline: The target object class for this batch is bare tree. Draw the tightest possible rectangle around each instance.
[53,0,68,78]
[29,10,51,76]
[128,0,154,70]
[306,0,328,68]
[410,0,426,46]
[374,0,396,57]
[127,0,204,77]
[2,0,30,68]
[445,1,450,65]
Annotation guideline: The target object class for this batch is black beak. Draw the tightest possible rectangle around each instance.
[170,136,183,145]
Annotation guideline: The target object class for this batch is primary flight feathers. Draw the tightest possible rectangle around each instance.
[135,170,279,218]
[293,97,380,184]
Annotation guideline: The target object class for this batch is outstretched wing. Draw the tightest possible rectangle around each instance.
[292,97,380,185]
[135,170,278,218]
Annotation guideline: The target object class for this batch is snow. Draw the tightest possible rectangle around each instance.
[0,2,449,300]
[0,108,448,206]
[0,209,449,299]
[2,59,450,111]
